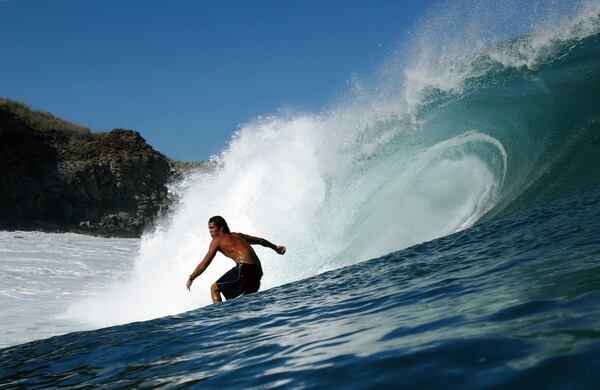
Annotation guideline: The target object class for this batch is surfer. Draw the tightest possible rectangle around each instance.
[186,216,286,303]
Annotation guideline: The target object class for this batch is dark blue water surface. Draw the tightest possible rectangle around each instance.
[2,186,600,388]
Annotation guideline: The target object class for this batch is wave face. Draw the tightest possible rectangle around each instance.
[63,0,600,328]
[4,177,600,388]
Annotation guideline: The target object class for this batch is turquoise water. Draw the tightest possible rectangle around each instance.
[2,2,600,388]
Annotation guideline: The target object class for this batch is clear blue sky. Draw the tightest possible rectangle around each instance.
[0,0,433,161]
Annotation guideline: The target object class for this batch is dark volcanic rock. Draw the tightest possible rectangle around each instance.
[0,107,178,237]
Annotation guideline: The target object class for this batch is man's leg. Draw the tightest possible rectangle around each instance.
[211,283,222,303]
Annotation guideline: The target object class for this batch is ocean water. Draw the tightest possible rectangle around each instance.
[2,187,600,388]
[2,0,600,388]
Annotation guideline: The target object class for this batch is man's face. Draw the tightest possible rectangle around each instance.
[208,222,220,238]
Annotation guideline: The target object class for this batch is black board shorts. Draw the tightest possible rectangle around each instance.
[216,263,263,300]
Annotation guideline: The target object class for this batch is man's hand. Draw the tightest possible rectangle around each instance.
[276,245,286,255]
[186,277,193,290]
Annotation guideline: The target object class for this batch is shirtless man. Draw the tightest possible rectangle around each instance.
[186,216,286,303]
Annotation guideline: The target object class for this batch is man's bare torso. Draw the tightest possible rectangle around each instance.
[215,233,261,265]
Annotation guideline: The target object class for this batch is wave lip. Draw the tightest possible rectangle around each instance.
[398,0,600,114]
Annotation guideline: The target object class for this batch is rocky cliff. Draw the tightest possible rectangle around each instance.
[0,102,206,237]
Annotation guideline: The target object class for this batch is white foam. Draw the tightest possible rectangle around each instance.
[0,231,138,348]
[63,112,506,328]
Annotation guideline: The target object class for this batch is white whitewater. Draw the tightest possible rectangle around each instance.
[62,115,506,328]
[0,231,138,348]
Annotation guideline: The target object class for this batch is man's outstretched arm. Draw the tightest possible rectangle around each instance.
[240,233,286,255]
[187,239,219,290]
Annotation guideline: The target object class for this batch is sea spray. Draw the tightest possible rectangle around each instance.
[63,113,506,328]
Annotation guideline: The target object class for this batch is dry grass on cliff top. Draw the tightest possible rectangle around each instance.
[0,98,92,137]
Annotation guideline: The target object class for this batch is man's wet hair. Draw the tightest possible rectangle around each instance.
[209,216,231,233]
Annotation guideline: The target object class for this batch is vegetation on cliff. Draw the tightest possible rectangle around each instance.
[0,98,92,136]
